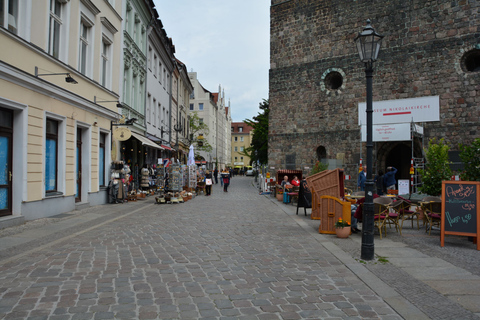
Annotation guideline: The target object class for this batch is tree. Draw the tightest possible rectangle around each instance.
[418,138,452,196]
[188,112,212,156]
[242,99,269,165]
[459,138,480,181]
[310,161,329,176]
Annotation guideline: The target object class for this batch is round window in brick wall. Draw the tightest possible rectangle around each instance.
[462,49,480,72]
[320,68,346,94]
[324,71,343,90]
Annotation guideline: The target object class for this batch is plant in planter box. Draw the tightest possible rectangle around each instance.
[334,218,351,238]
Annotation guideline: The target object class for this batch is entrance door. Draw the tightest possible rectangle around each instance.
[75,128,82,202]
[0,108,13,217]
[385,144,412,182]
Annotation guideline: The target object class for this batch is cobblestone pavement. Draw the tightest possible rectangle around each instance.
[277,188,480,320]
[0,177,406,320]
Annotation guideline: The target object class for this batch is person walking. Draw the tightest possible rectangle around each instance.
[213,167,218,184]
[205,170,213,196]
[357,166,367,191]
[222,169,230,192]
[384,166,397,190]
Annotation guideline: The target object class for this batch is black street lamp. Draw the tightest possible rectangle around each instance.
[354,19,384,261]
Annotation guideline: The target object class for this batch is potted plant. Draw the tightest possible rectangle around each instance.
[335,218,351,238]
[276,185,284,201]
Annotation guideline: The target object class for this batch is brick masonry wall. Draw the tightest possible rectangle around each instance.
[269,0,480,182]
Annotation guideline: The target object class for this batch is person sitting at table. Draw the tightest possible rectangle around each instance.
[291,175,300,187]
[280,175,290,187]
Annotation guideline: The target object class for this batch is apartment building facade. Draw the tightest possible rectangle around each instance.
[0,0,122,223]
[231,122,253,170]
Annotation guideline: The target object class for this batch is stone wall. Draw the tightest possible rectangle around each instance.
[269,0,480,183]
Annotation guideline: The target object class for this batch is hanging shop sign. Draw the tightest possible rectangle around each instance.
[113,126,132,141]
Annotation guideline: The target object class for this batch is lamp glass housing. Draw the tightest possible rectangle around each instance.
[354,20,384,63]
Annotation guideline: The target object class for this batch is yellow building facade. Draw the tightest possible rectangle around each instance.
[231,122,253,171]
[0,0,121,224]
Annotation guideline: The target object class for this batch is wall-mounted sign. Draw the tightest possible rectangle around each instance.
[113,127,131,141]
[358,95,440,125]
[361,123,411,142]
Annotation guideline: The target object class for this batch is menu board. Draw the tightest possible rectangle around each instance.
[296,179,312,216]
[441,181,479,250]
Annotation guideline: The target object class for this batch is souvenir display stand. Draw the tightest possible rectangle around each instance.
[156,165,165,194]
[108,160,127,204]
[168,162,183,192]
[188,165,197,192]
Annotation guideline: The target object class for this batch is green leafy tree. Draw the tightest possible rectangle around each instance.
[459,138,480,181]
[418,138,452,196]
[242,99,269,165]
[188,112,212,156]
[310,161,329,176]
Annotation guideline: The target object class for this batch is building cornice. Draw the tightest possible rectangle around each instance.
[0,62,118,120]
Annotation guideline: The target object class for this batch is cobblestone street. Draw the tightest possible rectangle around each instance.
[0,177,479,319]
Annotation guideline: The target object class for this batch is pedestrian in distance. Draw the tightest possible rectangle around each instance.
[384,166,397,190]
[222,169,230,192]
[213,167,218,184]
[357,166,367,191]
[205,170,213,196]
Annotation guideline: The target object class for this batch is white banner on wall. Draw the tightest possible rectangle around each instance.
[358,95,440,125]
[361,123,411,142]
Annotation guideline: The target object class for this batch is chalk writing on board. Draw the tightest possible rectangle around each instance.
[445,184,475,199]
[445,211,472,227]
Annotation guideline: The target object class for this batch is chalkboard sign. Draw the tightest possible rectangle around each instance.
[296,179,312,216]
[441,181,480,250]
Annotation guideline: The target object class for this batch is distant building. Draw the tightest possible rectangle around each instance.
[231,122,254,170]
[188,72,231,169]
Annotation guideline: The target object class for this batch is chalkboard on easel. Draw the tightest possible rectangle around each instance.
[296,179,312,216]
[441,181,480,250]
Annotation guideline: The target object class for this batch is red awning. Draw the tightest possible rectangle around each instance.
[195,161,207,164]
[161,145,174,151]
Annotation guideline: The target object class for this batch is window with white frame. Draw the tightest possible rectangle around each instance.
[158,103,161,128]
[199,118,203,125]
[158,62,162,82]
[190,103,194,111]
[240,146,244,152]
[238,127,243,133]
[79,17,93,76]
[166,74,170,93]
[146,93,151,124]
[45,118,59,193]
[199,103,204,111]
[234,147,238,152]
[153,54,157,76]
[234,137,238,142]
[152,98,156,127]
[240,137,244,142]
[163,68,166,87]
[101,36,112,87]
[48,0,63,58]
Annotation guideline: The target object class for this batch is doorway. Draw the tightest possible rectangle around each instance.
[75,128,82,202]
[385,143,413,182]
[0,108,13,217]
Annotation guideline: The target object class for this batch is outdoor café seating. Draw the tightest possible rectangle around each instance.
[386,199,404,234]
[373,197,391,239]
[420,198,442,235]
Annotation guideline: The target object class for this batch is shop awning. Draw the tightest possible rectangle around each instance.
[131,132,164,150]
[161,144,174,151]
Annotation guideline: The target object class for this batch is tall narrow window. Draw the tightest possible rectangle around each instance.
[101,38,111,87]
[45,119,59,193]
[1,0,18,34]
[49,0,61,57]
[199,103,204,111]
[190,103,194,111]
[152,98,156,127]
[99,133,106,187]
[79,20,90,75]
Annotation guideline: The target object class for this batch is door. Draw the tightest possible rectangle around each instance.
[0,108,13,217]
[75,128,82,202]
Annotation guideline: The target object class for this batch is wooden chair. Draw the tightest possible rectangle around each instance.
[373,201,390,239]
[386,200,404,234]
[397,196,420,231]
[421,200,442,235]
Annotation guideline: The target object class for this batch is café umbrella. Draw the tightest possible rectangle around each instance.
[187,145,195,166]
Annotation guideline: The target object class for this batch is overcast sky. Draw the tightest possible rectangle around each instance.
[152,0,270,123]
